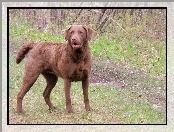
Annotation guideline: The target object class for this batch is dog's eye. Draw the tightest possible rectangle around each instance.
[70,31,74,35]
[79,31,83,35]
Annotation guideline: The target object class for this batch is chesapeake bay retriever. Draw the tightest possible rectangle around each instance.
[16,25,92,113]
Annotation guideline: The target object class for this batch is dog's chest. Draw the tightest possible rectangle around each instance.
[68,64,89,81]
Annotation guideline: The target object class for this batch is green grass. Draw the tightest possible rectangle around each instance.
[91,38,166,75]
[9,55,166,124]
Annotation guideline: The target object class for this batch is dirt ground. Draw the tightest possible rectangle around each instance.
[90,57,166,115]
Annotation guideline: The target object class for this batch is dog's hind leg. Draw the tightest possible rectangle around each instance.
[42,72,58,110]
[17,67,40,113]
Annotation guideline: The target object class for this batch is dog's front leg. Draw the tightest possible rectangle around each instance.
[82,77,92,111]
[63,78,73,113]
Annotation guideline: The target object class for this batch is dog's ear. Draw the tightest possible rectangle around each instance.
[83,25,93,41]
[87,27,93,41]
[64,26,71,40]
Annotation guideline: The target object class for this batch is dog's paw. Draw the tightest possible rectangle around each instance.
[49,106,56,112]
[85,104,92,111]
[85,107,92,111]
[16,110,25,114]
[66,109,73,113]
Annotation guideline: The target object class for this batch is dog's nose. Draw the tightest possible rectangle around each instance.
[71,37,77,41]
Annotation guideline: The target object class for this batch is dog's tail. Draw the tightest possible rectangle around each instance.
[16,42,34,64]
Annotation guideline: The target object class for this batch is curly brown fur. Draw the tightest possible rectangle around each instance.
[16,25,93,113]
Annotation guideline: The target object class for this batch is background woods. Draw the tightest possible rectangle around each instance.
[9,9,166,41]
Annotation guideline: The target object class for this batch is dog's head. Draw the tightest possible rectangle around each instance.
[65,25,92,49]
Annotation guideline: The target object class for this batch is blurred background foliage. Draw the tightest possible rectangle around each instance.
[9,8,166,42]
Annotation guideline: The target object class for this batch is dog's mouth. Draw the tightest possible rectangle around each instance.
[72,43,82,49]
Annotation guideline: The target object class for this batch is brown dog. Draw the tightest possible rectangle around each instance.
[16,25,92,113]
